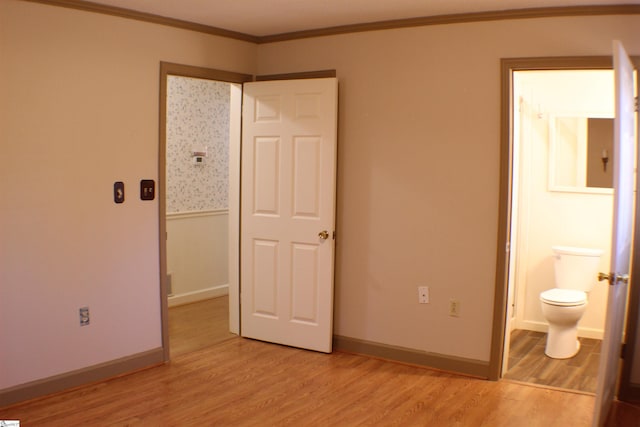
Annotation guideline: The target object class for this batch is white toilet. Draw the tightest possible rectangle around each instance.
[540,246,603,359]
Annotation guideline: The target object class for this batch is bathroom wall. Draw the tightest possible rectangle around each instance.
[166,76,230,305]
[513,71,614,339]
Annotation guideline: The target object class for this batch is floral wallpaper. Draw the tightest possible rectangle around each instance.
[166,76,230,213]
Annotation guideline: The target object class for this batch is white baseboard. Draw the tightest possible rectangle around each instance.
[518,319,604,340]
[168,284,228,307]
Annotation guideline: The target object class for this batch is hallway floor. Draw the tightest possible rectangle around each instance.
[168,296,235,357]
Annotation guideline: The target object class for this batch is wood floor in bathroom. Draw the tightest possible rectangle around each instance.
[504,329,601,393]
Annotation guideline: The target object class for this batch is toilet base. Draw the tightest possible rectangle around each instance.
[544,325,581,359]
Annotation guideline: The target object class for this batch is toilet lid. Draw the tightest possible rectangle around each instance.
[540,288,587,306]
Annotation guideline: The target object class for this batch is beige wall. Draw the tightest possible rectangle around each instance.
[256,16,640,362]
[0,0,255,389]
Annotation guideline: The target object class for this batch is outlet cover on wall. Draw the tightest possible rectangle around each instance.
[449,299,460,317]
[418,286,429,304]
[79,307,90,326]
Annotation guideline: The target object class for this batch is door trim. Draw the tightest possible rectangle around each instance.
[490,56,629,381]
[158,62,252,362]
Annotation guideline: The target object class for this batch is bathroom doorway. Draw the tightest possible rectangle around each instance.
[159,63,251,359]
[502,65,616,393]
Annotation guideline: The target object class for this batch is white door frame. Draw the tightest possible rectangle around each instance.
[227,82,242,334]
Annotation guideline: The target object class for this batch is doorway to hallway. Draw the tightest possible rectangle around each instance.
[159,62,251,360]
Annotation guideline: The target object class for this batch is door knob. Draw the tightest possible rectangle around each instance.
[318,230,329,240]
[598,272,629,285]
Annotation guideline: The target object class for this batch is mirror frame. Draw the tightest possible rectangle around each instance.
[548,113,615,195]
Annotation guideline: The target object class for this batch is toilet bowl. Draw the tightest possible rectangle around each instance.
[540,246,602,359]
[540,289,588,358]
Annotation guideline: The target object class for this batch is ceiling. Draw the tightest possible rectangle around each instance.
[79,0,637,37]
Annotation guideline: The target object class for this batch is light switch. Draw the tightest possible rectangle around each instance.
[140,179,155,201]
[114,181,125,204]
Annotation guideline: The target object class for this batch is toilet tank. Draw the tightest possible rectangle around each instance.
[552,246,603,292]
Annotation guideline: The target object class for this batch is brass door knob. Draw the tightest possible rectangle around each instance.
[318,230,329,240]
[598,272,629,285]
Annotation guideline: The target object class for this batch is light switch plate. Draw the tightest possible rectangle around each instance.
[114,181,125,204]
[140,179,155,201]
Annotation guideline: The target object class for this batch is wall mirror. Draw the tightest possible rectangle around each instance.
[548,115,614,194]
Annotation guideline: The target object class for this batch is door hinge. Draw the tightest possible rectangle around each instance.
[635,96,638,112]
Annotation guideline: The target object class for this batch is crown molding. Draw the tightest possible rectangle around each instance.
[21,0,260,43]
[20,1,640,45]
[260,5,640,43]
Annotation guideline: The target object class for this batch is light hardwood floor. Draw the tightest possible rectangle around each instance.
[1,338,639,426]
[169,296,235,357]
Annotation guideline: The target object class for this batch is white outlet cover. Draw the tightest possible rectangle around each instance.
[418,286,429,303]
[449,299,460,316]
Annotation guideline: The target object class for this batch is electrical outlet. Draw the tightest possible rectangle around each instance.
[418,286,429,304]
[449,299,460,317]
[79,307,90,326]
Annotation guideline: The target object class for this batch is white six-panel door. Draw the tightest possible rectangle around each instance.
[240,78,338,353]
